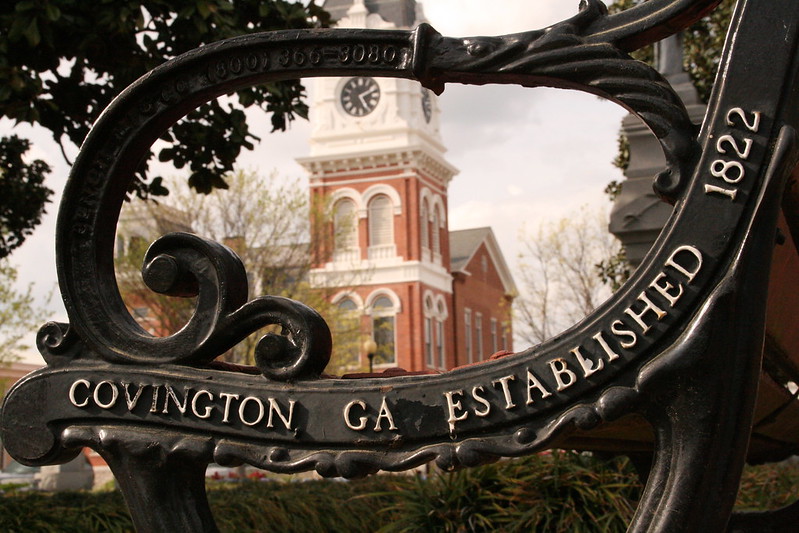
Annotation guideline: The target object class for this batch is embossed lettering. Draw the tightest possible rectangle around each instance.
[612,320,638,349]
[665,245,703,283]
[239,396,265,427]
[444,390,469,431]
[592,331,620,362]
[704,184,738,201]
[624,292,667,335]
[93,380,119,409]
[472,386,491,417]
[191,390,215,419]
[570,346,604,378]
[220,393,240,424]
[726,107,761,132]
[650,272,684,307]
[525,370,552,405]
[266,398,295,430]
[492,375,517,409]
[162,385,189,415]
[344,400,368,431]
[374,397,397,432]
[150,385,161,413]
[548,358,577,391]
[122,383,145,411]
[69,379,91,408]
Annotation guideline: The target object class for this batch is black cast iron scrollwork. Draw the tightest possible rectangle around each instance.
[423,0,700,202]
[4,0,799,531]
[55,0,705,376]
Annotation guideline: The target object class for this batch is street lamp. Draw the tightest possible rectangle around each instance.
[363,338,377,373]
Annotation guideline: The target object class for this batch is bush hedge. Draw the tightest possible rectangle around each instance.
[0,453,795,532]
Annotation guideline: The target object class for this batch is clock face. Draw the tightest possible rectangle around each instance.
[340,77,381,117]
[420,88,432,123]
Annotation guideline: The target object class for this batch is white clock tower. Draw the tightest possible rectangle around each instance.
[305,1,446,161]
[298,0,460,373]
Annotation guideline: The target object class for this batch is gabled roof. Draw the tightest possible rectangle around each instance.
[323,0,418,28]
[449,227,517,296]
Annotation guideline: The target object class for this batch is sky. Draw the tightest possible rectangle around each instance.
[2,0,627,365]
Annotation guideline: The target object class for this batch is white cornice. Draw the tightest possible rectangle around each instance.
[299,145,459,186]
[310,125,446,154]
[311,171,448,197]
[311,259,453,294]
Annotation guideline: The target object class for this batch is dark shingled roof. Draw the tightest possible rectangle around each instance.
[449,227,517,295]
[323,0,417,28]
[449,227,493,273]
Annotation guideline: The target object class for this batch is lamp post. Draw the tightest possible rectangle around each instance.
[363,338,377,374]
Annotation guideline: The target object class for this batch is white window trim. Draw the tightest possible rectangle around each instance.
[362,184,402,216]
[475,312,483,362]
[491,318,498,354]
[465,308,473,365]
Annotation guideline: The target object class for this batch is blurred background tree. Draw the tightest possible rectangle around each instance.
[0,135,52,257]
[115,169,364,373]
[0,259,50,395]
[515,208,619,346]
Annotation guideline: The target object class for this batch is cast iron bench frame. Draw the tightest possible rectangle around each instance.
[3,0,799,531]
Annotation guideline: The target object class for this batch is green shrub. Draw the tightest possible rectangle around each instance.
[376,452,640,533]
[0,490,133,533]
[208,477,399,532]
[0,454,795,532]
[736,460,799,511]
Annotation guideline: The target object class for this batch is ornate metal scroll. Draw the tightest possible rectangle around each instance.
[3,0,799,531]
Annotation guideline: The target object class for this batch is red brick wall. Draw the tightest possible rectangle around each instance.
[452,243,513,366]
[331,281,455,373]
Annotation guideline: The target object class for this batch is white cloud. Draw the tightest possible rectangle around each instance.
[507,185,523,197]
[421,0,598,36]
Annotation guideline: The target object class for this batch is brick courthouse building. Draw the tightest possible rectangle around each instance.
[300,0,516,373]
[115,0,516,374]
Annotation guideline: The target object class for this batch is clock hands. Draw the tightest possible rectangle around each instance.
[358,87,379,109]
[341,77,380,117]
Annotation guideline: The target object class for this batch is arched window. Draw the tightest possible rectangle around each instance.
[424,295,434,368]
[371,295,396,366]
[338,298,358,312]
[424,294,447,370]
[334,199,358,251]
[334,297,360,368]
[420,200,430,250]
[368,195,393,247]
[436,301,446,368]
[431,210,441,256]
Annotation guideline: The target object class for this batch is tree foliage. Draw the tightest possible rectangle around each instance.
[609,0,735,103]
[0,135,53,257]
[0,0,330,199]
[515,209,620,346]
[0,259,49,365]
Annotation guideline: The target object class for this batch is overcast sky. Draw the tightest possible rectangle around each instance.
[2,0,627,364]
